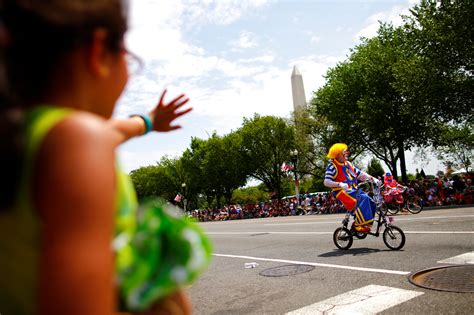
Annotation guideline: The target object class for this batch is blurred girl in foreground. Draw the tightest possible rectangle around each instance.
[0,0,211,314]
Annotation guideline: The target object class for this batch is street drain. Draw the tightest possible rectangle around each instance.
[408,265,474,293]
[259,264,314,277]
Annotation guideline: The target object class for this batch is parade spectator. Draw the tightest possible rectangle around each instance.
[0,1,209,314]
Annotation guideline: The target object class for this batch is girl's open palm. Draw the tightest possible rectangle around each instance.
[150,89,192,132]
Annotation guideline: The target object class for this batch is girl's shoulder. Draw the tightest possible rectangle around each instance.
[40,110,116,153]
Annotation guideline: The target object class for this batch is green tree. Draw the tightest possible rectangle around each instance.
[238,114,295,200]
[181,138,208,208]
[434,124,473,173]
[221,132,250,204]
[399,0,473,125]
[130,165,163,200]
[312,24,418,181]
[232,185,269,205]
[181,132,248,208]
[130,156,184,202]
[367,158,385,178]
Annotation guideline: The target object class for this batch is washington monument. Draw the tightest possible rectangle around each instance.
[291,65,307,112]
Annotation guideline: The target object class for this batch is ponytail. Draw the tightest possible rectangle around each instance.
[1,12,25,209]
[0,107,25,209]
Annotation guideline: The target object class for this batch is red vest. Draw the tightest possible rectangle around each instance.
[330,160,358,191]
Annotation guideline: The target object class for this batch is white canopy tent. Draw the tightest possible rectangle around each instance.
[451,167,473,175]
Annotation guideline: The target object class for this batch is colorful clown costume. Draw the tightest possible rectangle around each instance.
[324,159,376,230]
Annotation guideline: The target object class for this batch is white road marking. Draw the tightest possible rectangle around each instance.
[207,231,333,235]
[286,284,423,315]
[264,221,342,226]
[388,214,474,222]
[264,214,474,226]
[207,231,473,235]
[438,251,474,264]
[404,231,474,234]
[213,253,410,275]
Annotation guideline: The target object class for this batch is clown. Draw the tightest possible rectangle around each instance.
[383,172,405,204]
[323,143,380,232]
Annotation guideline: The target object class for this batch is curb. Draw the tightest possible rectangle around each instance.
[423,204,473,211]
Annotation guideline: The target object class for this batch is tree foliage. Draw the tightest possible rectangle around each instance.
[237,114,295,199]
[367,158,385,178]
[399,0,473,125]
[181,133,248,208]
[232,185,269,205]
[129,156,184,202]
[311,24,418,180]
[434,124,473,173]
[311,0,473,181]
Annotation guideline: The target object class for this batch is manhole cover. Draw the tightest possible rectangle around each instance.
[409,265,474,293]
[259,264,314,277]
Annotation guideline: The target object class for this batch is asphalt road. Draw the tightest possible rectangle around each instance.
[188,207,474,314]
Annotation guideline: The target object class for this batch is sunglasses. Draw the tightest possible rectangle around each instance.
[121,46,144,75]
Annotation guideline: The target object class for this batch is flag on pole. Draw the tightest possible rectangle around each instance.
[174,193,182,202]
[281,162,294,172]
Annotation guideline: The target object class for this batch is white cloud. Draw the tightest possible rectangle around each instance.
[311,36,321,44]
[238,54,275,63]
[230,31,259,49]
[117,0,424,173]
[184,0,271,26]
[354,4,413,41]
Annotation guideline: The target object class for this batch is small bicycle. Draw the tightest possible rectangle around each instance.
[382,185,424,215]
[333,181,406,250]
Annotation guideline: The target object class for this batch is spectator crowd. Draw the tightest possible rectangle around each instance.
[190,174,473,222]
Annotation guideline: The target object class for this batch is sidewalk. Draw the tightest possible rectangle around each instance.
[423,203,473,211]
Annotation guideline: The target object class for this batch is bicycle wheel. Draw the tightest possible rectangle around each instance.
[406,196,423,214]
[386,203,399,215]
[333,227,353,250]
[383,225,405,250]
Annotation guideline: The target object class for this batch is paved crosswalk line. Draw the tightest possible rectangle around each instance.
[438,251,474,264]
[286,284,423,315]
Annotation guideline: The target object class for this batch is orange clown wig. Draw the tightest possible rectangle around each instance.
[327,143,348,159]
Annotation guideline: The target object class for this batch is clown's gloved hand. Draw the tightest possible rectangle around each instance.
[339,182,349,190]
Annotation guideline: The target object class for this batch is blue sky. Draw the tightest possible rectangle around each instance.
[115,0,442,175]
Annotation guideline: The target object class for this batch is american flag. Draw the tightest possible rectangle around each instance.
[281,162,294,172]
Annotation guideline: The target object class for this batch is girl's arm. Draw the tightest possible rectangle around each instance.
[35,114,117,315]
[107,90,191,145]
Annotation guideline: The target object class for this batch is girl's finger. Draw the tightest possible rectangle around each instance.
[169,94,187,104]
[158,89,168,107]
[173,99,191,110]
[168,125,181,131]
[174,107,193,118]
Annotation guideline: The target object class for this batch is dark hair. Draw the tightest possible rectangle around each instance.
[0,0,128,209]
[2,0,128,105]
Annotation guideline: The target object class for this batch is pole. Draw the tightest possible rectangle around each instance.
[295,175,300,206]
[291,150,300,207]
[181,183,187,213]
[294,170,299,207]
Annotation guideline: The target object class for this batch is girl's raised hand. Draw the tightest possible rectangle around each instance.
[149,89,192,132]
